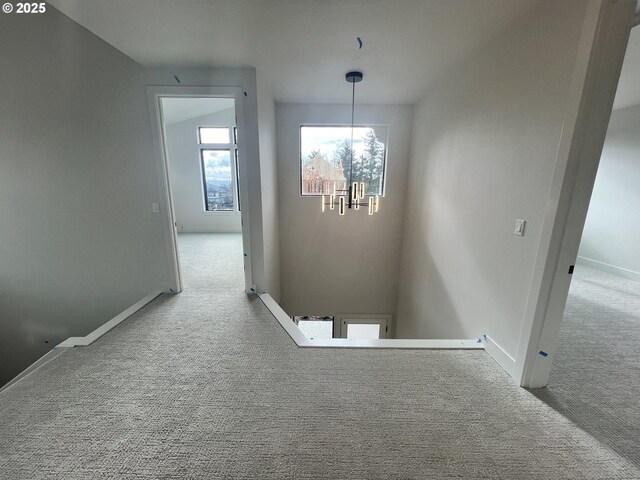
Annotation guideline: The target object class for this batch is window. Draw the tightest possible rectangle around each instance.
[339,315,390,339]
[300,125,387,196]
[199,127,230,144]
[198,126,240,212]
[293,316,335,339]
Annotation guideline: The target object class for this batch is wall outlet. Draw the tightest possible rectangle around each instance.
[514,219,526,236]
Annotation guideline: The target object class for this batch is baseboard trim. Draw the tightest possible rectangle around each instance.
[576,256,640,282]
[57,290,163,348]
[258,293,483,350]
[258,292,309,345]
[0,347,68,395]
[482,335,516,378]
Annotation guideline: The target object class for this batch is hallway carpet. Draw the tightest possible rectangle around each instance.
[534,263,640,471]
[1,235,638,479]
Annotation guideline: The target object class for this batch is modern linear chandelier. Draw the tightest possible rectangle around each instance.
[321,71,380,216]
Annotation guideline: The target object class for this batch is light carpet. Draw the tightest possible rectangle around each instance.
[0,234,638,479]
[533,263,640,471]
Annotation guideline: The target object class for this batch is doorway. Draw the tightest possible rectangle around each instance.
[533,26,640,466]
[148,87,253,293]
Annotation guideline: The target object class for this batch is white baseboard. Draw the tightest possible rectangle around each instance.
[258,292,308,345]
[57,290,163,348]
[258,293,483,350]
[2,291,163,394]
[576,256,640,282]
[482,334,516,378]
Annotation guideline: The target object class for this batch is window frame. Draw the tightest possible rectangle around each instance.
[197,125,240,214]
[299,124,389,197]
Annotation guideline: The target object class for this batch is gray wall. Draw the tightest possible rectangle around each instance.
[394,0,587,356]
[165,109,242,233]
[0,8,171,385]
[276,103,412,321]
[578,104,640,280]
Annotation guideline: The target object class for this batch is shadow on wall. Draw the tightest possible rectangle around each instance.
[394,239,466,339]
[529,269,640,469]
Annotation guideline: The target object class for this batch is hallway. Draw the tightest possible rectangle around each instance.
[534,264,640,470]
[0,235,638,479]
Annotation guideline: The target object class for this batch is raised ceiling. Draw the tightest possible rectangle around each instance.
[48,0,535,104]
[161,97,235,125]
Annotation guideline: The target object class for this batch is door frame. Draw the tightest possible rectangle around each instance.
[514,1,637,388]
[147,86,253,293]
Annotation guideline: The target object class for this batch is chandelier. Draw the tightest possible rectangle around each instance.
[321,71,380,216]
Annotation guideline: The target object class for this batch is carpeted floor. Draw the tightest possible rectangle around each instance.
[1,234,639,479]
[533,263,640,471]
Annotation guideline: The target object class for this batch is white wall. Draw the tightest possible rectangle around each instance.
[578,104,640,280]
[165,109,242,233]
[257,73,282,301]
[0,8,171,385]
[395,0,588,356]
[277,103,412,321]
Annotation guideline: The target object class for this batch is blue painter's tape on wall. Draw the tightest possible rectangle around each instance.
[538,351,548,357]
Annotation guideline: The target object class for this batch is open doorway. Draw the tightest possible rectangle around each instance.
[148,88,253,294]
[533,24,640,468]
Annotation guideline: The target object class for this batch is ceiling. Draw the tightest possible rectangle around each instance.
[613,26,640,111]
[48,0,535,104]
[161,97,234,125]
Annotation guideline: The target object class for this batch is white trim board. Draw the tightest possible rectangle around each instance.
[57,290,163,347]
[258,293,482,350]
[576,256,640,282]
[481,335,516,378]
[2,291,162,394]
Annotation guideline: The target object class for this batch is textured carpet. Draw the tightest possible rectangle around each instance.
[533,264,640,471]
[1,234,639,479]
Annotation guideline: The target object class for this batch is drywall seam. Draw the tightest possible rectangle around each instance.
[483,334,516,378]
[57,290,163,347]
[577,256,640,282]
[258,293,483,350]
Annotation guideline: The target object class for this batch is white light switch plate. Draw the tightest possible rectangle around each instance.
[514,219,526,236]
[152,203,160,213]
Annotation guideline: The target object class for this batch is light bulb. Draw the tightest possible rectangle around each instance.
[339,196,345,215]
[368,197,374,215]
[359,182,365,200]
[352,182,358,201]
[375,195,380,213]
[330,194,335,210]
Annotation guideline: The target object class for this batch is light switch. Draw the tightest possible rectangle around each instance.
[152,203,160,213]
[514,219,526,236]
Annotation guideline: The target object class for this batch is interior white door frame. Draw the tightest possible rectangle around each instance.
[514,0,636,388]
[147,86,253,293]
